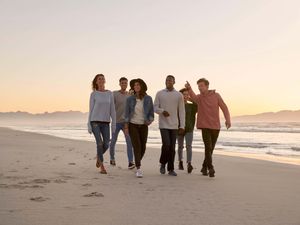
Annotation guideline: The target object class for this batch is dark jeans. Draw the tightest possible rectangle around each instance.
[201,128,220,169]
[159,129,177,171]
[129,123,148,168]
[91,121,110,162]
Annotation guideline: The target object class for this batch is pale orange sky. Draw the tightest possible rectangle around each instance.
[1,1,300,116]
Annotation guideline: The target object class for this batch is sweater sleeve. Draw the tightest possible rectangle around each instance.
[88,92,94,122]
[110,92,116,134]
[188,87,199,104]
[178,94,186,129]
[87,92,95,130]
[217,93,231,123]
[124,97,131,123]
[148,96,155,122]
[154,91,164,114]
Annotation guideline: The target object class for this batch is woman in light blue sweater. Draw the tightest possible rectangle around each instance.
[88,74,116,174]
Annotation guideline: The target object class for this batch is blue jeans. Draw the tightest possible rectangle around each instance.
[110,122,134,163]
[91,121,110,162]
[177,131,193,163]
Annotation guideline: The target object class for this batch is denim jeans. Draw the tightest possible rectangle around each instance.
[201,128,220,169]
[91,121,110,162]
[159,129,177,172]
[177,131,193,163]
[109,122,134,163]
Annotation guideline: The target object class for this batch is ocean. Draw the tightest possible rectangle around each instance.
[3,120,300,159]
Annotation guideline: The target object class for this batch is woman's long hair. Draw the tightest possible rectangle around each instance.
[92,74,105,91]
[130,78,147,99]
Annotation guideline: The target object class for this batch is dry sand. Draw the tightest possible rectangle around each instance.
[0,127,299,225]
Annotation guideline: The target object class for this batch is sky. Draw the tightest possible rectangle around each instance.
[1,0,300,116]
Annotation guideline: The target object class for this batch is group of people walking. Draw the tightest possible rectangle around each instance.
[88,74,231,178]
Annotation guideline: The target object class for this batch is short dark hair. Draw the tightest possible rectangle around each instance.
[179,88,188,93]
[92,74,105,90]
[166,75,175,81]
[197,78,209,86]
[119,77,128,82]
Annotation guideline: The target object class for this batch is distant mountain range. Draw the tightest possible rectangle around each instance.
[0,110,88,122]
[233,110,300,122]
[0,109,299,122]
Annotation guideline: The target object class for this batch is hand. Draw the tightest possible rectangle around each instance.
[162,111,170,117]
[225,121,231,129]
[124,127,129,135]
[185,81,191,90]
[178,128,185,135]
[145,121,153,126]
[88,123,92,134]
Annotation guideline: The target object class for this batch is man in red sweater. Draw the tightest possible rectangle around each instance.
[185,78,231,177]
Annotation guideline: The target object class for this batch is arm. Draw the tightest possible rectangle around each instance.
[123,97,131,135]
[154,92,164,114]
[146,96,154,125]
[110,93,116,134]
[185,81,199,104]
[178,94,186,130]
[87,92,94,134]
[217,93,231,129]
[124,97,131,124]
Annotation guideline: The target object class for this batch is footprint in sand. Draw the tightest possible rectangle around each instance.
[53,179,67,184]
[32,179,51,184]
[68,162,76,165]
[83,192,104,197]
[82,183,92,187]
[30,196,50,202]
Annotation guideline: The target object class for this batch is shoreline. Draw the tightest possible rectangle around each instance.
[2,126,300,166]
[1,127,300,225]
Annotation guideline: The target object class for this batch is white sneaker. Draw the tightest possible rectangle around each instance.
[136,169,143,178]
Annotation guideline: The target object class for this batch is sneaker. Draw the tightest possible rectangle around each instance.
[100,165,107,174]
[136,169,143,178]
[128,162,135,169]
[110,160,116,166]
[160,164,166,174]
[168,170,177,176]
[187,163,193,174]
[178,161,184,170]
[201,167,208,176]
[209,168,215,177]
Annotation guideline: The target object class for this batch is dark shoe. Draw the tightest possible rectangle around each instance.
[110,160,116,166]
[209,168,215,177]
[201,167,208,176]
[128,162,135,169]
[168,170,178,176]
[178,161,184,170]
[187,163,193,174]
[160,164,166,174]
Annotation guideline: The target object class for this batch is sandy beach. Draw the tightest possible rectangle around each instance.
[0,127,299,225]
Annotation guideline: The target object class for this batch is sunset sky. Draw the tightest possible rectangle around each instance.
[1,0,299,116]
